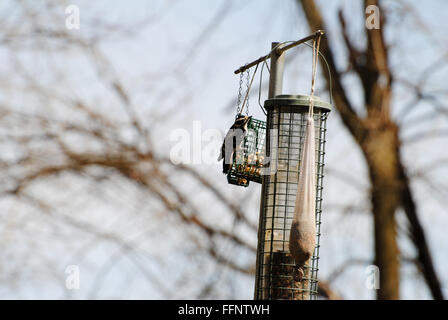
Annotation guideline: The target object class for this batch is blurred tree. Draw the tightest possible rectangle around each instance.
[297,0,444,299]
[0,0,446,300]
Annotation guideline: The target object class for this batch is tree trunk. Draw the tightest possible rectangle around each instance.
[362,125,401,299]
[297,0,443,300]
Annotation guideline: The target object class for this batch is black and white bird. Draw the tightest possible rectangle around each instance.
[218,114,252,174]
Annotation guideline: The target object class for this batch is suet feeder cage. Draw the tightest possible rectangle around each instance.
[254,94,331,300]
[226,117,267,187]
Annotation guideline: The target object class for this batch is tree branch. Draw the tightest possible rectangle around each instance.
[297,0,365,142]
[399,163,445,300]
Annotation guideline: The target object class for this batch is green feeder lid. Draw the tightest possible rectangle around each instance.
[264,94,332,112]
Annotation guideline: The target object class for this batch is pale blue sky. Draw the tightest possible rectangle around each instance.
[1,0,447,299]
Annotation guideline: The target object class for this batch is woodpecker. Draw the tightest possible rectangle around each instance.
[218,114,252,174]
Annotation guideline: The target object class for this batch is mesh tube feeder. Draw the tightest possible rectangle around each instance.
[254,94,331,300]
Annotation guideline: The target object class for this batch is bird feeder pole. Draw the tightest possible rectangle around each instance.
[253,41,285,298]
[268,42,285,99]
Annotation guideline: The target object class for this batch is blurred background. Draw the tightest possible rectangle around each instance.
[0,0,447,299]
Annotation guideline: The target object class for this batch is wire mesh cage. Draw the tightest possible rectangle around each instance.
[227,117,267,187]
[254,94,331,300]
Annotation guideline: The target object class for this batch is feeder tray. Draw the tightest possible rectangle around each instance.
[226,117,267,187]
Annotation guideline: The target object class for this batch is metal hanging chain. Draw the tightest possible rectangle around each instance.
[239,63,259,117]
[236,71,244,116]
[245,68,250,115]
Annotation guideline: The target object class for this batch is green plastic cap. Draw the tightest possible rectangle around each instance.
[264,94,332,113]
